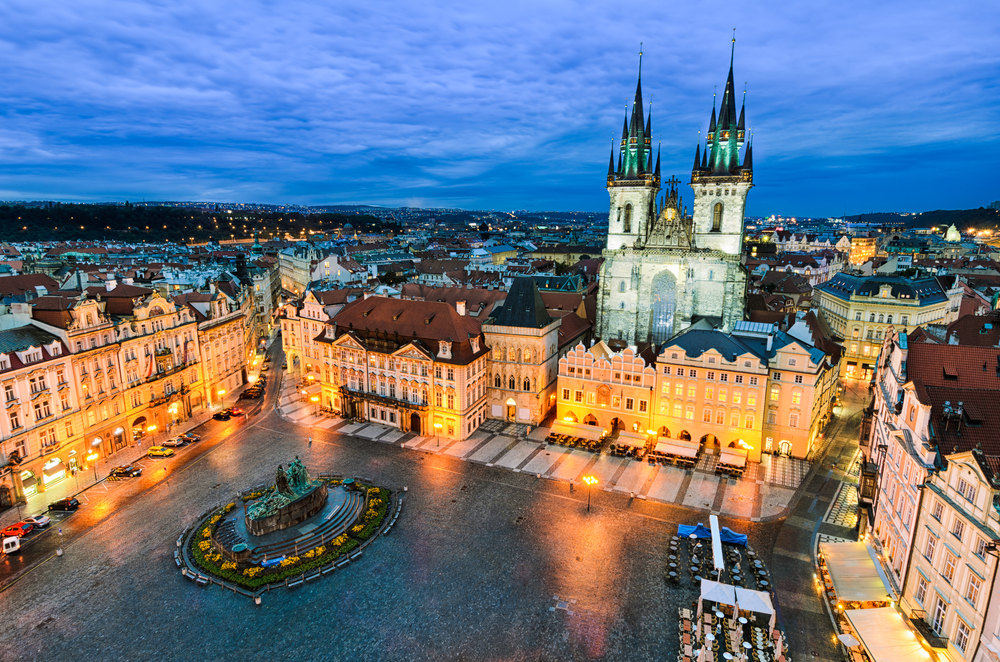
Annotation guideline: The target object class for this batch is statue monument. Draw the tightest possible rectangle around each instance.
[246,457,328,536]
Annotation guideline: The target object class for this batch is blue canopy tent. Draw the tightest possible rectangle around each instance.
[678,523,748,547]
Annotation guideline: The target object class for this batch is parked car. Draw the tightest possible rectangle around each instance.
[179,432,201,443]
[2,522,33,538]
[162,437,185,447]
[22,515,51,528]
[48,497,80,511]
[109,465,142,478]
[147,446,175,457]
[229,407,244,416]
[213,410,231,421]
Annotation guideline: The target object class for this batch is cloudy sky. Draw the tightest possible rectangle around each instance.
[0,1,996,216]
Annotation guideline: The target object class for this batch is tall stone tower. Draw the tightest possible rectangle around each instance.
[606,56,660,251]
[691,43,753,254]
[596,46,753,347]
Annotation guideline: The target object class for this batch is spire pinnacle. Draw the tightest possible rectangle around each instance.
[655,141,661,177]
[709,87,717,133]
[731,29,736,67]
[608,139,616,177]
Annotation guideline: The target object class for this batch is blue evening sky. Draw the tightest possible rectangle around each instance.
[0,1,996,217]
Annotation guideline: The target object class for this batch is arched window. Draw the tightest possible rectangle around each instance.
[887,314,893,324]
[524,349,532,363]
[523,378,531,391]
[711,203,723,232]
[509,376,516,390]
[869,313,876,322]
[619,281,626,293]
[623,204,632,233]
[494,374,501,388]
[507,348,515,362]
[878,314,884,323]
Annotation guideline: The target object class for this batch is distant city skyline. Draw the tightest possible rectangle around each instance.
[0,1,996,216]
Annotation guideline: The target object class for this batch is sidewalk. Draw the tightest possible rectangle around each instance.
[275,379,818,521]
[0,402,227,528]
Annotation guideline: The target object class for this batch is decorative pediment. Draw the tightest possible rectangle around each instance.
[332,334,365,350]
[393,343,432,361]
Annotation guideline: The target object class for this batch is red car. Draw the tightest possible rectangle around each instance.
[229,407,244,416]
[2,522,33,538]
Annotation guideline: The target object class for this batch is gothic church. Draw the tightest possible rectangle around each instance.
[596,48,753,346]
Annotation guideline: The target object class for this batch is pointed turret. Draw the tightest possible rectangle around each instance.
[608,144,616,178]
[621,109,628,142]
[692,143,701,171]
[737,87,746,132]
[708,99,717,134]
[743,140,753,170]
[645,110,651,142]
[655,145,661,178]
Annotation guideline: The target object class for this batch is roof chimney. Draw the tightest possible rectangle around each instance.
[105,278,117,292]
[766,334,773,352]
[456,300,466,316]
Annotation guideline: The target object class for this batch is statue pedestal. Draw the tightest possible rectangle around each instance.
[245,483,328,537]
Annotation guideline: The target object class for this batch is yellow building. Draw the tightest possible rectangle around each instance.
[849,235,878,265]
[316,297,490,440]
[555,318,839,459]
[814,274,962,380]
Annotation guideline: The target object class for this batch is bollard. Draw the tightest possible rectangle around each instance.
[403,486,408,492]
[254,595,261,605]
[56,548,63,557]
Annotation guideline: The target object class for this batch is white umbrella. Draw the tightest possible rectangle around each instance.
[838,634,860,648]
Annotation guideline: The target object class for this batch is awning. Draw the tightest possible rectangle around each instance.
[700,579,737,607]
[719,450,747,468]
[735,586,774,616]
[657,442,698,458]
[819,541,894,602]
[618,430,647,443]
[551,422,602,441]
[678,523,748,547]
[847,361,858,366]
[844,608,931,662]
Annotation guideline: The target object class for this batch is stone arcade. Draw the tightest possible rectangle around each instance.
[596,47,753,346]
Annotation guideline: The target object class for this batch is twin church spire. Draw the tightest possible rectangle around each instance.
[693,39,753,181]
[607,50,660,186]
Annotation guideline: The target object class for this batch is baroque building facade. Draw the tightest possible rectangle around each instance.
[596,52,752,346]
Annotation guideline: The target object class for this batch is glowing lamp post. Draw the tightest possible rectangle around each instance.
[434,422,442,447]
[310,395,319,415]
[583,475,598,512]
[217,389,226,407]
[87,449,100,482]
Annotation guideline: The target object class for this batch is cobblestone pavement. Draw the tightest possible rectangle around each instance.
[277,378,813,522]
[767,381,868,662]
[0,362,794,662]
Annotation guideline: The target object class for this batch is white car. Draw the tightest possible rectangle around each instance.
[23,515,51,528]
[161,436,185,447]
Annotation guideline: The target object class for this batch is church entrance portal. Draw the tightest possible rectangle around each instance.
[650,270,678,344]
[506,398,516,421]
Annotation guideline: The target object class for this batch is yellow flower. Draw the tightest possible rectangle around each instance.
[351,524,365,533]
[198,540,211,551]
[280,556,300,567]
[243,567,262,577]
[222,561,237,571]
[209,515,221,525]
[201,528,212,538]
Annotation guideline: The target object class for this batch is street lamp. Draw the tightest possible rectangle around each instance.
[87,452,100,482]
[310,395,319,415]
[583,475,598,512]
[434,422,442,447]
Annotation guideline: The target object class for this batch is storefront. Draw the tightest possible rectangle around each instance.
[41,456,67,488]
[20,470,37,497]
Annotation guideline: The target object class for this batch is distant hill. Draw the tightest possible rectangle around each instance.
[0,203,396,242]
[848,207,1000,229]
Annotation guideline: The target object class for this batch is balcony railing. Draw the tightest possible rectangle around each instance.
[339,386,428,411]
[909,611,949,649]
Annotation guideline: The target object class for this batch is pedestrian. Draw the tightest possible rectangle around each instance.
[308,437,312,447]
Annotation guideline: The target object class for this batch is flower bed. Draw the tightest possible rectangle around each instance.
[187,486,391,590]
